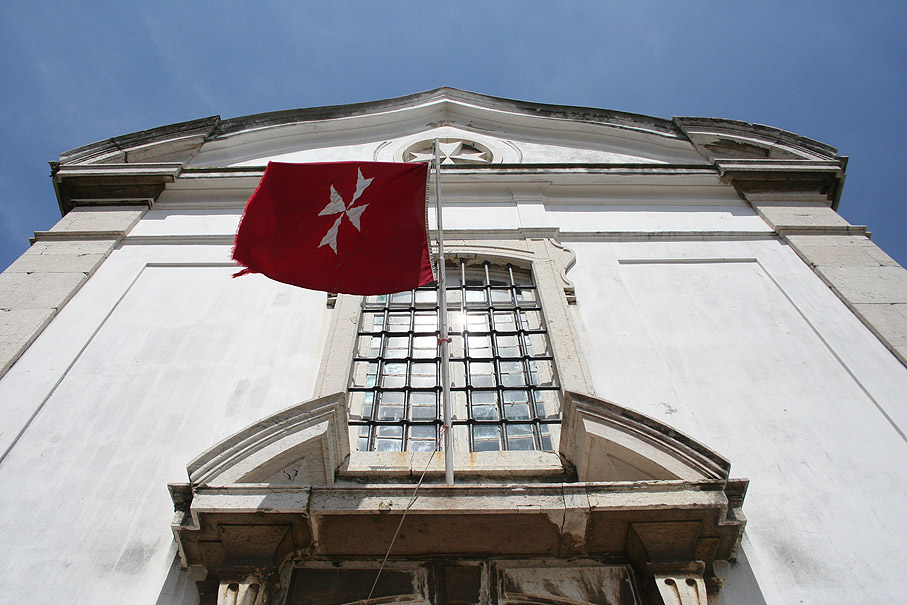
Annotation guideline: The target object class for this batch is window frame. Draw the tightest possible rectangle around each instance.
[349,259,561,453]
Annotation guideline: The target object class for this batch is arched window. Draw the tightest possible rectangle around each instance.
[348,260,560,452]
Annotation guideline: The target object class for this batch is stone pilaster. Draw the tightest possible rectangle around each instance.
[0,205,147,378]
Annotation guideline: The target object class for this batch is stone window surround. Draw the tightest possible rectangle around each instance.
[312,236,592,478]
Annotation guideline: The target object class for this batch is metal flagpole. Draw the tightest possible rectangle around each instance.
[433,138,454,484]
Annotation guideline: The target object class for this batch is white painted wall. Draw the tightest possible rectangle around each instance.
[1,116,901,604]
[0,239,329,604]
[568,238,907,603]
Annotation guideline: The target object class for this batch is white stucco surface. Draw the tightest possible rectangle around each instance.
[0,242,328,604]
[568,238,907,603]
[2,94,899,603]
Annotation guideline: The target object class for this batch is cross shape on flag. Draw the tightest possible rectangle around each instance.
[317,168,374,253]
[232,161,434,295]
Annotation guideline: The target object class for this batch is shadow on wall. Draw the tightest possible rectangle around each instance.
[155,550,202,605]
[716,546,768,605]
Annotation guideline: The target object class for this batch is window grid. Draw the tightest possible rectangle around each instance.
[349,261,560,452]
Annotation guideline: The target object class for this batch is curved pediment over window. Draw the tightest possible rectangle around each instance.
[186,392,349,486]
[169,390,746,604]
[559,391,731,482]
[177,389,731,488]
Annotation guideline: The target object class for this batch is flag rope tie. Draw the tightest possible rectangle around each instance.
[365,426,446,604]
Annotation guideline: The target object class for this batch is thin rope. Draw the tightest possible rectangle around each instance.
[365,426,446,604]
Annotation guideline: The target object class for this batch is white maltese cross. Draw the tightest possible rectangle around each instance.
[317,168,374,254]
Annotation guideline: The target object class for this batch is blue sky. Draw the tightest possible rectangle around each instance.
[1,1,904,271]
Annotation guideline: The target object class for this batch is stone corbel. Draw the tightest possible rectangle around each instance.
[650,562,708,605]
[216,574,271,605]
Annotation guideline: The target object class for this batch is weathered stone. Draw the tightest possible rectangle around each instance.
[27,239,116,256]
[754,203,850,230]
[852,304,907,346]
[6,251,108,274]
[48,207,145,233]
[0,271,87,309]
[0,308,57,374]
[815,265,907,304]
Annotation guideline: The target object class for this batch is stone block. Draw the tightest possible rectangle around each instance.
[0,271,88,309]
[48,207,145,234]
[786,234,900,268]
[6,251,108,274]
[816,266,907,304]
[0,308,57,374]
[852,304,907,346]
[0,307,58,339]
[754,203,850,230]
[28,240,116,256]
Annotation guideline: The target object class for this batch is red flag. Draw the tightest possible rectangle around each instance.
[232,161,434,295]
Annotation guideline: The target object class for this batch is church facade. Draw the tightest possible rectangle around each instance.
[0,89,905,603]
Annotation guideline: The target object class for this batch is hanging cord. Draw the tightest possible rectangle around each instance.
[365,425,446,604]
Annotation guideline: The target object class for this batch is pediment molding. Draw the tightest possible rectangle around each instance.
[559,391,731,482]
[186,392,349,486]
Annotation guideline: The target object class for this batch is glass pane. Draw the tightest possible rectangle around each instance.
[375,425,403,452]
[410,392,437,419]
[412,336,437,359]
[473,425,501,452]
[463,269,485,286]
[387,313,411,332]
[449,334,465,359]
[511,269,532,286]
[465,288,486,304]
[382,362,407,388]
[487,269,510,286]
[499,360,525,387]
[448,310,464,333]
[413,312,438,332]
[467,334,492,358]
[446,288,462,306]
[408,425,437,451]
[376,435,403,452]
[489,288,513,304]
[496,334,521,358]
[465,313,489,332]
[469,362,496,387]
[377,391,405,421]
[471,391,499,421]
[450,361,467,388]
[505,424,535,450]
[415,289,437,305]
[539,423,554,451]
[410,362,437,387]
[493,312,517,332]
[385,336,409,358]
[503,390,531,420]
[357,437,370,451]
[389,291,412,305]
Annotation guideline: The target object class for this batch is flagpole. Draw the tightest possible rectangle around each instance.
[433,138,454,485]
